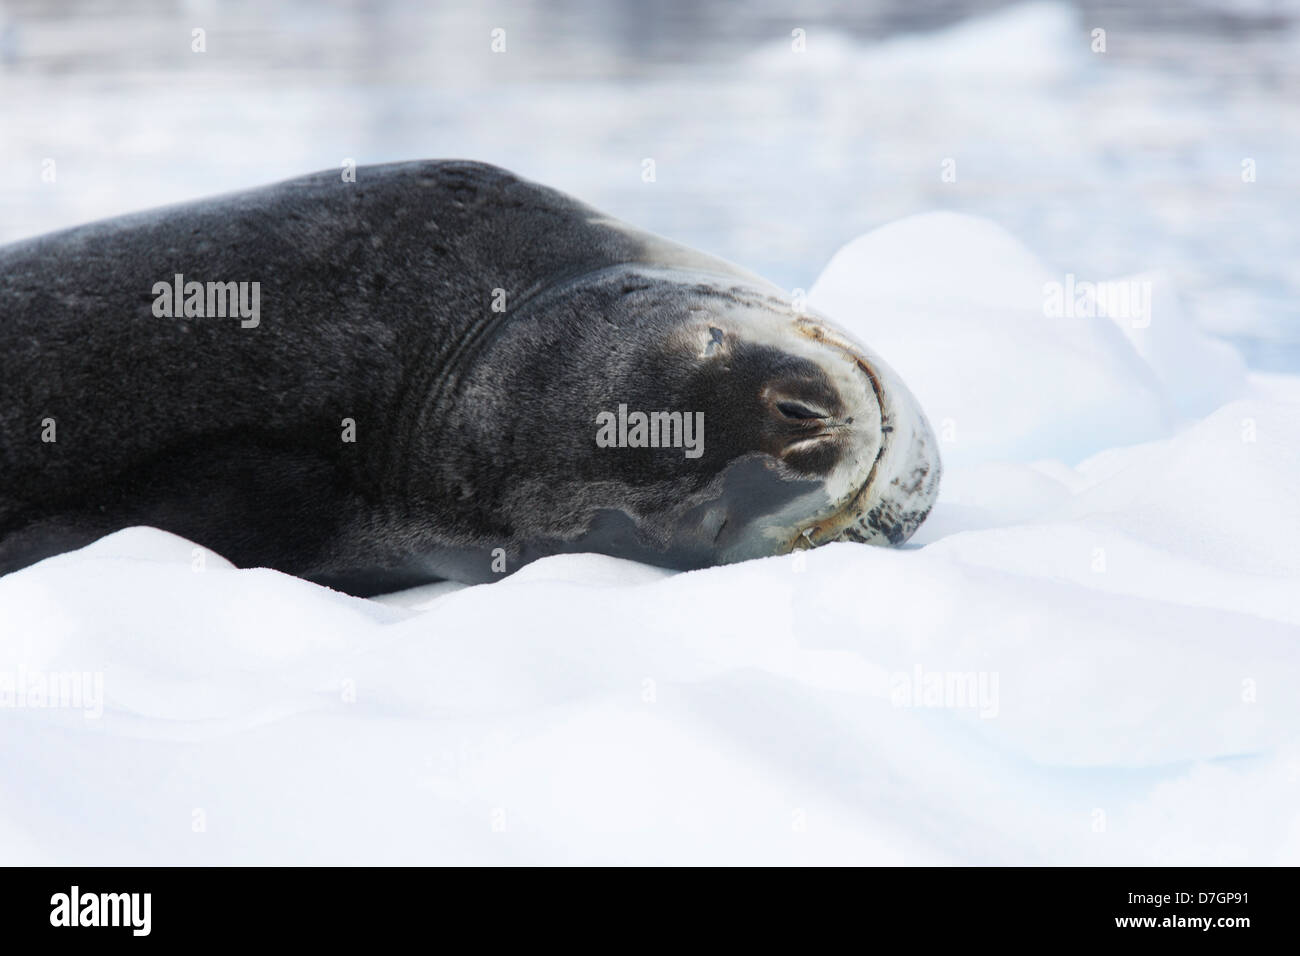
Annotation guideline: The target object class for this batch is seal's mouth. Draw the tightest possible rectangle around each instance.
[788,317,942,550]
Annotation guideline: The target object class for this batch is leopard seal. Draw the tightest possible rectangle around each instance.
[0,160,940,595]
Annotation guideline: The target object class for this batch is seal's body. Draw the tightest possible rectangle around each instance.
[0,161,940,594]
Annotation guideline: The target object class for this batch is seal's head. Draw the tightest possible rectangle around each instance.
[661,282,942,560]
[476,266,941,572]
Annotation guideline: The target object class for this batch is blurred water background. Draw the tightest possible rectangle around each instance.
[1,0,1296,369]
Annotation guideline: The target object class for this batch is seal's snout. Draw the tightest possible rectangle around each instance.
[835,380,941,546]
[793,316,942,549]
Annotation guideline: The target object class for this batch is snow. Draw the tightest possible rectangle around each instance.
[3,206,1298,865]
[810,212,1177,465]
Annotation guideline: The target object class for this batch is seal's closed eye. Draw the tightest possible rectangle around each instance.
[775,400,827,421]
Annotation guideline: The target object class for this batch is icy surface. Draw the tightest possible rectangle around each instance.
[3,210,1298,865]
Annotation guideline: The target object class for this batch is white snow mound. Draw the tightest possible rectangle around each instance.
[809,212,1254,465]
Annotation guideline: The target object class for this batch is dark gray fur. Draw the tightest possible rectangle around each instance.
[1,161,852,593]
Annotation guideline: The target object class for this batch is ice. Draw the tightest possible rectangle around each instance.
[750,1,1086,83]
[3,203,1297,865]
[1097,270,1249,419]
[810,212,1182,466]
